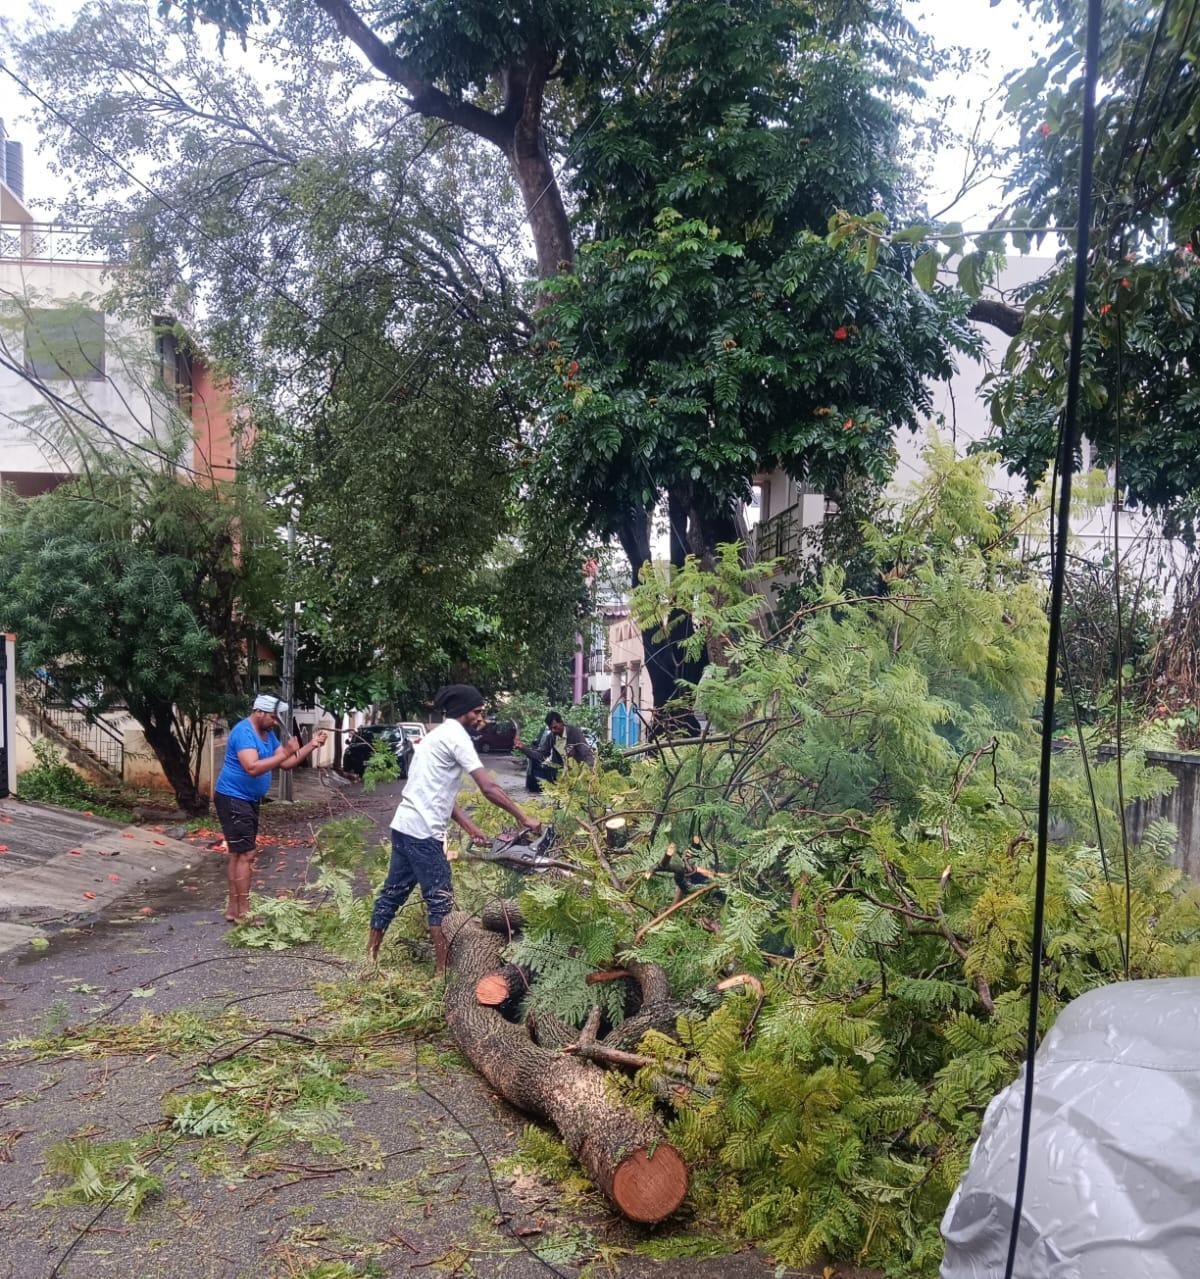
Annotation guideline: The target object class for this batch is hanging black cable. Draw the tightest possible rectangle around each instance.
[1112,312,1134,977]
[1002,0,1103,1273]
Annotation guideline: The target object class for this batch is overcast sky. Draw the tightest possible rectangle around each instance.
[0,0,1042,224]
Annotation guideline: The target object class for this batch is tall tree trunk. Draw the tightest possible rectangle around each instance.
[314,4,573,281]
[616,502,702,726]
[131,698,209,815]
[508,55,574,279]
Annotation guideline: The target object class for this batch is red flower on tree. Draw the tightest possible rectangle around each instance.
[833,326,849,341]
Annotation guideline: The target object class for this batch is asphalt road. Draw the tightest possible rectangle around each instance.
[0,760,874,1279]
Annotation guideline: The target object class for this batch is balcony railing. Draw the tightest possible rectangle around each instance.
[0,222,123,265]
[755,502,824,572]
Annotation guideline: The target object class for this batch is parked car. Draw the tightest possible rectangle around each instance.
[398,722,426,749]
[941,977,1200,1279]
[472,717,517,754]
[342,724,414,779]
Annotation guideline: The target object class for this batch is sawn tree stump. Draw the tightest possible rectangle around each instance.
[441,910,689,1222]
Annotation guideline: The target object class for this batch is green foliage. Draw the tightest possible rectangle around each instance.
[979,0,1200,533]
[229,894,321,951]
[41,1136,164,1220]
[11,1,593,705]
[165,1046,364,1154]
[497,449,1200,1275]
[631,1234,735,1260]
[534,0,981,561]
[15,740,133,820]
[231,818,381,952]
[361,741,402,794]
[0,453,280,812]
[16,739,93,807]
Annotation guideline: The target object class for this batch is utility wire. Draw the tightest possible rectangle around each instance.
[1130,0,1200,193]
[1002,1,1102,1276]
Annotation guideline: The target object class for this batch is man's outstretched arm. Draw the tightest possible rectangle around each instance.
[470,769,542,832]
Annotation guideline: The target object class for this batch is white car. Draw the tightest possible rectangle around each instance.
[941,977,1200,1279]
[399,722,426,749]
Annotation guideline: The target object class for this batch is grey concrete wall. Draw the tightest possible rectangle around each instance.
[1119,750,1200,881]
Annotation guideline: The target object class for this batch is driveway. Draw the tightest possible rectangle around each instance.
[0,800,196,954]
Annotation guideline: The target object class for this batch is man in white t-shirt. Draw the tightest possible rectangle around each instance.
[367,683,541,973]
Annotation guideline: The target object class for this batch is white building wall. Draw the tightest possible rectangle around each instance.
[0,253,175,481]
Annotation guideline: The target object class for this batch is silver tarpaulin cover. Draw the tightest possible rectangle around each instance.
[940,977,1200,1279]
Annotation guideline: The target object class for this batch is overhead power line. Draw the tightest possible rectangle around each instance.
[1002,0,1102,1276]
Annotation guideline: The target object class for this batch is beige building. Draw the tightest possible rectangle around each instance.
[607,611,654,745]
[0,127,304,799]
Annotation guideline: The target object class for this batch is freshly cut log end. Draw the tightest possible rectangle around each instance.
[475,964,528,1008]
[609,1143,689,1223]
[604,816,628,849]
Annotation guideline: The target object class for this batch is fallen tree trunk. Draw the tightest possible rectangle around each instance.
[442,910,689,1222]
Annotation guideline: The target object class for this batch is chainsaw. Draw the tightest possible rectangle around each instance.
[463,824,578,874]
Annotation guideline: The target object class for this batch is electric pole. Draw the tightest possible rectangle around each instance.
[279,518,297,802]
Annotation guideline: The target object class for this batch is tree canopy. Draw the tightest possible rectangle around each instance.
[983,0,1200,536]
[0,455,280,812]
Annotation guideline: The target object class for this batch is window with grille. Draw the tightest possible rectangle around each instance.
[23,307,105,381]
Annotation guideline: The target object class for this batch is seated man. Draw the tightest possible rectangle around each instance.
[517,710,595,793]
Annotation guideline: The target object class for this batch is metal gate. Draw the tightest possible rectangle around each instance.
[1,634,15,799]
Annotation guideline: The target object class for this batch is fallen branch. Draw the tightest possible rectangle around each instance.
[634,880,722,944]
[568,1006,717,1083]
[205,1028,319,1066]
[441,911,688,1223]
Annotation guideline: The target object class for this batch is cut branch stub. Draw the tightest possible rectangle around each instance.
[604,816,629,849]
[442,911,688,1223]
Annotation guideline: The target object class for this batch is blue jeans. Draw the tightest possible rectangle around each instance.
[370,830,454,930]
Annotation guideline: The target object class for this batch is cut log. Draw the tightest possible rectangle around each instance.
[442,910,689,1223]
[475,964,529,1008]
[604,816,628,849]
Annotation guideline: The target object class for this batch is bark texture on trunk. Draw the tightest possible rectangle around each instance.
[133,699,208,815]
[442,910,688,1222]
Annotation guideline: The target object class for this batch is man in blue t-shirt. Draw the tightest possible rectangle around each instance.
[215,693,327,922]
